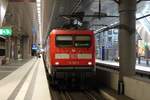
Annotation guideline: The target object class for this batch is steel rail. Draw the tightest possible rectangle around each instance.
[83,91,97,100]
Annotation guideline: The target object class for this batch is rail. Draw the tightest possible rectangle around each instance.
[96,59,150,79]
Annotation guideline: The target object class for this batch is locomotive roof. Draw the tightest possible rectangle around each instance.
[50,29,94,35]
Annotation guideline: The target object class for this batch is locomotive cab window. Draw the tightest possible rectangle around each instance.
[56,35,73,47]
[75,35,91,47]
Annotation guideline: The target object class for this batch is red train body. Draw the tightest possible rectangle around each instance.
[48,29,95,78]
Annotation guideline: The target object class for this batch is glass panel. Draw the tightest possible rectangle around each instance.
[56,35,72,41]
[75,36,90,41]
[75,35,91,47]
[56,35,91,47]
[56,35,73,47]
[95,29,119,61]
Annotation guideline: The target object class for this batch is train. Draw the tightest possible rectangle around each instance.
[44,28,96,82]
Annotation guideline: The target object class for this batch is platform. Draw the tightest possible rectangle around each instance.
[0,57,51,100]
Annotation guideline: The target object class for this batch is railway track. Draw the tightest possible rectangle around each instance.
[50,87,106,100]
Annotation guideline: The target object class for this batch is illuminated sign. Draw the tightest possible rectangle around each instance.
[0,27,12,37]
[32,44,37,50]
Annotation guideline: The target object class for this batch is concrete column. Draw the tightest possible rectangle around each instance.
[10,37,15,60]
[14,36,18,59]
[5,37,11,63]
[28,36,32,57]
[145,46,149,66]
[22,36,30,59]
[118,0,136,94]
[20,37,23,59]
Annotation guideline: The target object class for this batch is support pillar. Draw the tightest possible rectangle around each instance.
[29,36,32,57]
[5,37,11,63]
[14,36,18,59]
[21,36,30,59]
[118,0,136,94]
[10,37,15,60]
[145,46,149,66]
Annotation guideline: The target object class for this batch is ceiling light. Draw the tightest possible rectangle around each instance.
[37,11,40,14]
[36,0,40,2]
[36,3,40,7]
[37,7,40,11]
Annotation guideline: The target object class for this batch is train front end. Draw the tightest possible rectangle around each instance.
[49,29,95,78]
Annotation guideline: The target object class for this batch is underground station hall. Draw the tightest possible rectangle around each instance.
[1,0,150,100]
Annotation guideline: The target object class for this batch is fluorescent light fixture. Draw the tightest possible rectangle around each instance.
[37,12,40,14]
[37,7,40,11]
[38,14,40,17]
[1,5,6,22]
[36,3,40,7]
[38,10,40,13]
[36,0,40,2]
[36,0,42,44]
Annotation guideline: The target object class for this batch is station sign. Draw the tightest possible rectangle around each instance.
[0,27,12,37]
[32,44,38,50]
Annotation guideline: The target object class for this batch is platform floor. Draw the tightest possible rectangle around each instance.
[0,58,31,80]
[0,57,51,100]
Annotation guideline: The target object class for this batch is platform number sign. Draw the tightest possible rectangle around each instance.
[0,27,12,37]
[32,44,38,50]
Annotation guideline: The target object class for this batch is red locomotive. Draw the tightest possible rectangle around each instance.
[47,28,95,80]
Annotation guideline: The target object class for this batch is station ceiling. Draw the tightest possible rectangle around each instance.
[42,0,117,40]
[5,0,150,44]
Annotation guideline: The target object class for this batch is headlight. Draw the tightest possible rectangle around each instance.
[55,62,59,65]
[88,62,92,65]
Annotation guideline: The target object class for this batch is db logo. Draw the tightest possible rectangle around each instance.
[72,49,76,52]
